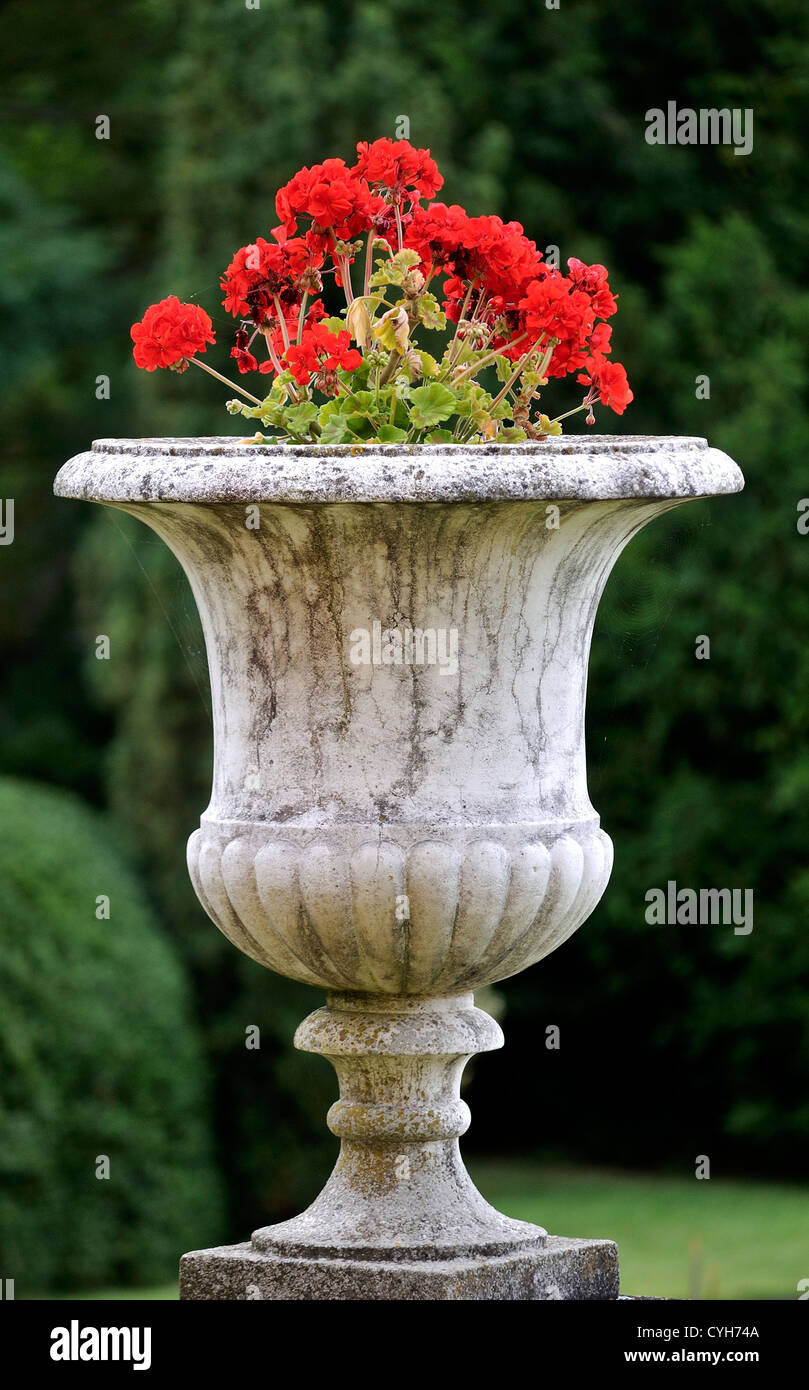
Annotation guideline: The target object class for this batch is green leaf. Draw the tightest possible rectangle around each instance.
[407,382,458,429]
[376,424,408,442]
[412,350,438,377]
[283,401,318,436]
[318,414,356,445]
[424,429,455,443]
[416,292,446,331]
[450,381,488,417]
[370,247,421,287]
[342,389,378,416]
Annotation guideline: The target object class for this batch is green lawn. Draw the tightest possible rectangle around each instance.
[471,1161,808,1300]
[37,1162,808,1300]
[40,1285,178,1301]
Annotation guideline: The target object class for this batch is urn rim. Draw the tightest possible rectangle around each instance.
[54,434,744,505]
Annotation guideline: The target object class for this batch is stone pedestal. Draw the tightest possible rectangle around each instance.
[182,990,618,1300]
[179,1235,618,1301]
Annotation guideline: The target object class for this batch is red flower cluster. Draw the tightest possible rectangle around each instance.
[567,257,617,318]
[405,204,542,359]
[130,138,632,422]
[407,205,539,298]
[274,158,380,248]
[130,297,215,371]
[354,137,443,203]
[577,356,634,414]
[405,202,471,275]
[284,323,362,387]
[518,258,623,389]
[220,235,322,324]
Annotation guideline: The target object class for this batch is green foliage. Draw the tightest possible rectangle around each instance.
[223,238,539,445]
[406,382,457,429]
[0,778,223,1292]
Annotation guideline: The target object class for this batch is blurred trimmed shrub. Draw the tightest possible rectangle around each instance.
[0,777,223,1293]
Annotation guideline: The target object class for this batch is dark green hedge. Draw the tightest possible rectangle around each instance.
[0,777,223,1292]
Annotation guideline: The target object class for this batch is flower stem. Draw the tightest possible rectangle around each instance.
[446,281,476,370]
[296,293,309,344]
[472,289,489,321]
[379,349,401,387]
[262,328,300,404]
[363,233,376,299]
[452,334,528,385]
[189,356,263,405]
[339,254,355,306]
[489,335,553,411]
[550,402,590,424]
[273,296,291,350]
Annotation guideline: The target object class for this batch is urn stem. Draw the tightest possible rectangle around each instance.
[249,991,547,1261]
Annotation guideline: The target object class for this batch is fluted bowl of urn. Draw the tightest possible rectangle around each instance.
[54,434,743,1300]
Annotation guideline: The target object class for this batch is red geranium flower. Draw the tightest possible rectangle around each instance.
[229,328,259,375]
[220,235,322,324]
[354,138,443,203]
[274,159,379,246]
[577,355,634,414]
[517,267,622,377]
[405,202,476,276]
[406,206,540,346]
[130,297,215,371]
[567,258,618,318]
[284,323,362,387]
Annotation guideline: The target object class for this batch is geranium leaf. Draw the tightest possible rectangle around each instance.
[408,382,458,428]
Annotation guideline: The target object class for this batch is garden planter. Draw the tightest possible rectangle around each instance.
[55,433,743,1300]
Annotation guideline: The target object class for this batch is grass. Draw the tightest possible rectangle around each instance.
[470,1160,809,1300]
[34,1162,809,1300]
[39,1285,178,1301]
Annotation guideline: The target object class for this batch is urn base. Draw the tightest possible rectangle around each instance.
[179,1234,619,1301]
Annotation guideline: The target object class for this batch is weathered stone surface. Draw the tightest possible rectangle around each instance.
[54,437,742,996]
[254,992,547,1261]
[179,1235,619,1301]
[54,437,744,1300]
[185,824,614,991]
[54,434,742,504]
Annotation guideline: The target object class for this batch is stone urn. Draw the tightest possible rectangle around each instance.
[54,435,742,1300]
